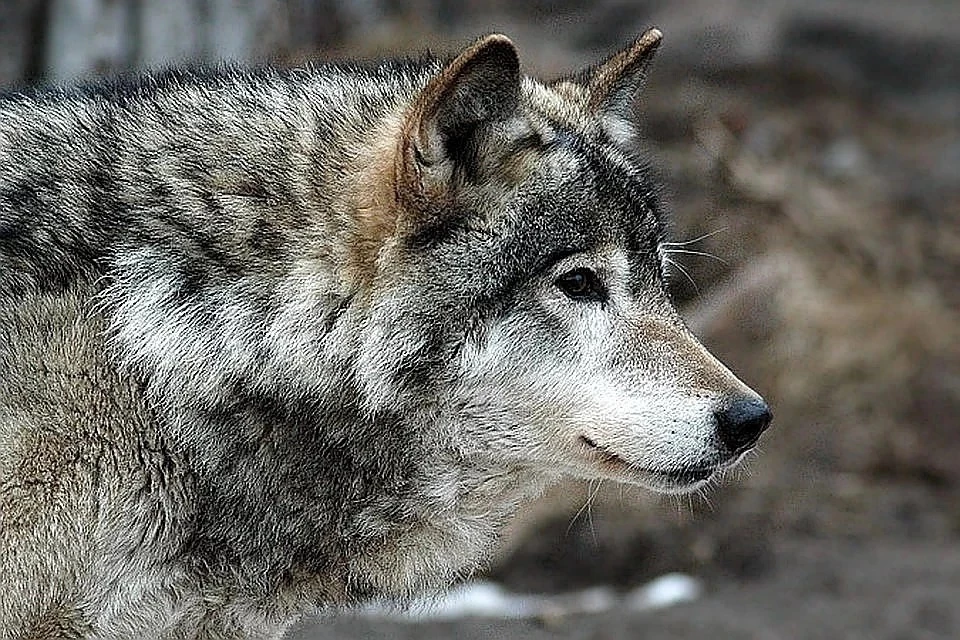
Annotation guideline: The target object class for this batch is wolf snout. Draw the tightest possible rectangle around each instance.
[714,396,772,454]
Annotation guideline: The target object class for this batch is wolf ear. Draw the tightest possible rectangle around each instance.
[578,28,662,134]
[397,34,520,213]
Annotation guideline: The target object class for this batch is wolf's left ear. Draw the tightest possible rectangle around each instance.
[576,28,662,133]
[397,34,520,211]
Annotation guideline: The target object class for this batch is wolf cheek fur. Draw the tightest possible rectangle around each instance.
[0,29,770,638]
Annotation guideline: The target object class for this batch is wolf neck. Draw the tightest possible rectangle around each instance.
[92,63,541,609]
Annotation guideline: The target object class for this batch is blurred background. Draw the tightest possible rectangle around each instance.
[3,0,958,637]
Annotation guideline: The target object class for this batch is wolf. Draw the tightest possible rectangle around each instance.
[0,28,771,638]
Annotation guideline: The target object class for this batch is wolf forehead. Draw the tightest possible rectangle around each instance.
[500,113,664,241]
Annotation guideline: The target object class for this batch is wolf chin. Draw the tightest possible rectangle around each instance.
[0,29,771,638]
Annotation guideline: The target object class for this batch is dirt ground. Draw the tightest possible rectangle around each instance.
[296,537,960,639]
[292,0,959,638]
[296,535,960,639]
[292,482,960,639]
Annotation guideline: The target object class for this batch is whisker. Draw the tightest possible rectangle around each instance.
[663,248,729,265]
[567,481,598,537]
[586,479,603,545]
[697,484,715,512]
[671,493,684,518]
[662,227,728,248]
[664,257,700,294]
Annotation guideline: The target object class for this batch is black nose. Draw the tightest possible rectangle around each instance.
[715,397,772,454]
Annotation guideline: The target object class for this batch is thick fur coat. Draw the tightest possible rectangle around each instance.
[0,30,770,638]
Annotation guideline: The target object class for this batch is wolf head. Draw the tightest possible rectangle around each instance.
[353,30,771,495]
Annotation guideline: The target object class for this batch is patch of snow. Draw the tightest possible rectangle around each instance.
[361,573,702,622]
[625,573,703,611]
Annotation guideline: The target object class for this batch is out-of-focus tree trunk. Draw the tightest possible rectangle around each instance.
[14,0,381,85]
[44,0,293,82]
[45,0,133,82]
[0,0,49,87]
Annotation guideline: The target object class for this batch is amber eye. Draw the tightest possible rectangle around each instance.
[555,268,605,301]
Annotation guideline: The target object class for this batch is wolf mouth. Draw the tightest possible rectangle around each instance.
[579,434,625,466]
[664,466,715,484]
[578,434,718,486]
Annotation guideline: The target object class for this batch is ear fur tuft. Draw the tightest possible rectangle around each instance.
[587,27,663,116]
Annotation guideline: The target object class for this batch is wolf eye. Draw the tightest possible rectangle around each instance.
[555,268,605,301]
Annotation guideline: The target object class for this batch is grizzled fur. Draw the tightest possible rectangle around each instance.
[0,30,769,639]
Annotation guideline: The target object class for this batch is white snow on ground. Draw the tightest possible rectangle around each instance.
[360,574,703,622]
[624,573,703,611]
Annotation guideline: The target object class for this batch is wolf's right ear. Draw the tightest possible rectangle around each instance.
[585,29,662,116]
[558,28,662,142]
[396,34,520,221]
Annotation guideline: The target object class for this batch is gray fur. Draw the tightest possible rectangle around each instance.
[0,31,769,639]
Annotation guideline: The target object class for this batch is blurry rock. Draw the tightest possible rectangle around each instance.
[819,137,868,179]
